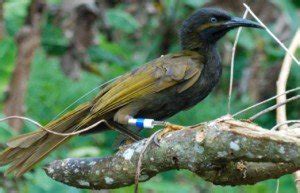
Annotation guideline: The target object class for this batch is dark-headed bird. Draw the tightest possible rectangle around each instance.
[0,8,262,177]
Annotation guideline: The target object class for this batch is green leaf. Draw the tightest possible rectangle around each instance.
[231,30,256,50]
[106,9,140,33]
[88,46,124,66]
[0,37,16,95]
[4,0,31,35]
[0,114,16,141]
[41,24,69,56]
[182,0,208,8]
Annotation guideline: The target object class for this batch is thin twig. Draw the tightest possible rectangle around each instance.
[0,116,42,127]
[0,116,114,136]
[276,179,280,193]
[271,120,300,131]
[243,3,300,65]
[233,87,300,117]
[39,119,114,136]
[276,29,300,130]
[295,175,300,193]
[228,10,248,113]
[274,28,300,192]
[135,129,162,193]
[249,95,300,121]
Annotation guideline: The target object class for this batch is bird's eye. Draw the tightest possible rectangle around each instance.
[210,17,217,23]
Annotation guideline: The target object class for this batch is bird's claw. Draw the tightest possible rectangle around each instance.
[153,123,184,146]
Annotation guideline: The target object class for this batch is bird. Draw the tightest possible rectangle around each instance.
[0,8,262,177]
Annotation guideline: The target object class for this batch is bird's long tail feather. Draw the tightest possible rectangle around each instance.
[0,103,91,177]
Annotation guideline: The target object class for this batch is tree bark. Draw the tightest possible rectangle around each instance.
[3,0,46,132]
[60,0,99,80]
[44,119,300,190]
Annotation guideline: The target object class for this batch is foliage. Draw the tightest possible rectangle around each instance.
[106,9,140,34]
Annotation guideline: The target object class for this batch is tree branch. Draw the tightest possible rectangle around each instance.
[44,119,300,190]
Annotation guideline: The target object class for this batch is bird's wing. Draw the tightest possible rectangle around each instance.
[91,51,204,116]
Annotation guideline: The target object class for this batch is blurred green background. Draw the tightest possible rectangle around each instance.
[0,0,299,192]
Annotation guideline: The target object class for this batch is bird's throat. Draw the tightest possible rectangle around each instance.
[201,44,222,84]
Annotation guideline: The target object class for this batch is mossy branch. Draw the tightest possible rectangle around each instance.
[44,119,300,190]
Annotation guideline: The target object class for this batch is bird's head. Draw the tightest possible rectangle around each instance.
[180,8,263,50]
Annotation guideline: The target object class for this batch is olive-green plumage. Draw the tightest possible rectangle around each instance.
[0,8,262,176]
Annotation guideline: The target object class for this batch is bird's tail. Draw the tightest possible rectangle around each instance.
[0,103,91,177]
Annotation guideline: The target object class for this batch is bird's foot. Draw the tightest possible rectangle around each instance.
[153,123,184,146]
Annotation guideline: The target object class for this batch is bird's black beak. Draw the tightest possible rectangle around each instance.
[198,15,263,43]
[225,17,263,29]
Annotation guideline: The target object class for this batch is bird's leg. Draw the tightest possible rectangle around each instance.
[114,104,186,146]
[113,109,133,126]
[112,124,141,150]
[113,105,140,139]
